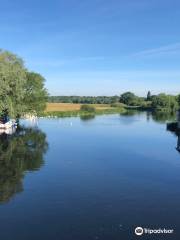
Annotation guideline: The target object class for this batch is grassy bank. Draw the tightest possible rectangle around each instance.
[42,103,125,117]
[42,102,179,118]
[46,103,115,112]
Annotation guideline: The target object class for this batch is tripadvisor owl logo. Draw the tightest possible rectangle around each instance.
[134,226,174,236]
[135,227,143,236]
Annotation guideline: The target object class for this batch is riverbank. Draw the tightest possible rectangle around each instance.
[42,103,179,118]
[43,103,125,117]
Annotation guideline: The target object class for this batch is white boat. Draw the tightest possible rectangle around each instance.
[0,120,17,129]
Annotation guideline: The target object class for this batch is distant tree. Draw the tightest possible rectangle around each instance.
[120,92,137,105]
[178,94,180,106]
[48,96,120,104]
[152,93,178,111]
[111,95,120,103]
[147,91,151,101]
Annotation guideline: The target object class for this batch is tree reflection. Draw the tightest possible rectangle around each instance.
[167,111,180,153]
[0,127,48,203]
[152,111,176,123]
[120,109,140,117]
[80,114,95,121]
[177,134,180,152]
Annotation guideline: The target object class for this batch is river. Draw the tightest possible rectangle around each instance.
[0,111,180,239]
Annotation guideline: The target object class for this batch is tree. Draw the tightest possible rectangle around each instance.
[120,92,137,105]
[0,50,48,118]
[147,91,151,101]
[111,95,120,103]
[24,72,48,116]
[48,96,120,104]
[152,93,178,111]
[0,50,27,118]
[177,95,180,106]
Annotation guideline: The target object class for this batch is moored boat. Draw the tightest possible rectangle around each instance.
[0,120,17,129]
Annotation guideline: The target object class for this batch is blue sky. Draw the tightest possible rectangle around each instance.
[1,0,180,96]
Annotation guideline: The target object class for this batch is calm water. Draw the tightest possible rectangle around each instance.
[0,111,180,239]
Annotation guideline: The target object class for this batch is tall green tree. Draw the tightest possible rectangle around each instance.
[0,50,48,118]
[24,72,48,116]
[152,93,178,111]
[120,92,137,105]
[0,50,27,118]
[147,91,151,101]
[177,94,180,107]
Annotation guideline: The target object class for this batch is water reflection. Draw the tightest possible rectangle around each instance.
[177,134,180,152]
[80,114,95,121]
[0,127,48,203]
[118,110,176,125]
[152,111,176,123]
[0,127,16,135]
[167,110,180,153]
[120,109,141,117]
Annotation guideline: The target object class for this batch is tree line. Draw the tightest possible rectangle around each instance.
[49,91,180,112]
[48,95,120,104]
[120,91,180,112]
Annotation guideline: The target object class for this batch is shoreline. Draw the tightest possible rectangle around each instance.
[42,108,126,118]
[40,103,179,118]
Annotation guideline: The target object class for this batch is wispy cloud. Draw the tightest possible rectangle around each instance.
[132,42,180,57]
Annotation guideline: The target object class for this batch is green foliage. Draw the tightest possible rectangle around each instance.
[147,91,151,101]
[178,94,180,106]
[119,92,148,107]
[151,93,178,112]
[0,50,27,117]
[48,95,120,104]
[24,72,48,115]
[80,104,95,112]
[139,100,152,108]
[0,50,48,118]
[120,92,137,105]
[119,91,178,112]
[49,92,179,114]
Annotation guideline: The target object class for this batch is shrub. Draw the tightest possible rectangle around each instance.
[80,105,95,113]
[152,94,178,112]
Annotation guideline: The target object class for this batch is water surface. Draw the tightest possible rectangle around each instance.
[0,111,180,239]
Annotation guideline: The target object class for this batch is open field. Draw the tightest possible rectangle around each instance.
[43,102,126,117]
[46,103,112,112]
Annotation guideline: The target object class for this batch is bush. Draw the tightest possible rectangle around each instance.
[177,95,180,106]
[120,92,137,105]
[152,94,178,112]
[80,105,95,113]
